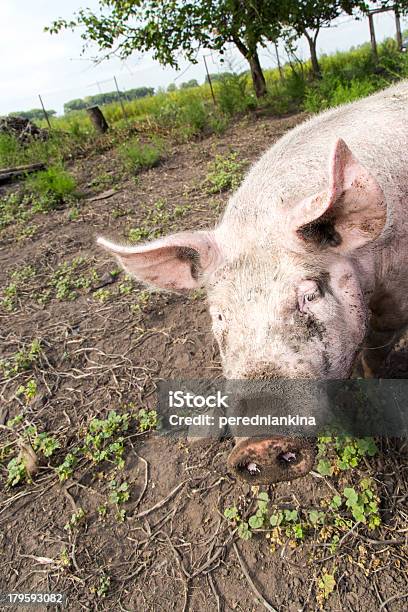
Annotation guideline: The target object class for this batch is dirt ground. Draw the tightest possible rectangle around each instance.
[0,111,407,611]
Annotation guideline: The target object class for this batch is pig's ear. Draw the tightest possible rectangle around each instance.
[97,231,221,291]
[292,138,386,251]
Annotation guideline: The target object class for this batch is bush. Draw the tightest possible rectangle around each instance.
[119,138,162,173]
[25,165,77,211]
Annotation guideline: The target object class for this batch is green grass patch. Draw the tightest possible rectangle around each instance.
[205,151,246,193]
[119,138,162,174]
[25,165,77,211]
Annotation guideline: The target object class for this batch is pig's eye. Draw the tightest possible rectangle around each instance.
[298,280,321,313]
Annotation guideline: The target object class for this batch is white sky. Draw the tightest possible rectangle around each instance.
[0,1,406,116]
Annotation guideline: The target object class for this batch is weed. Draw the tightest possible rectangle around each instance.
[118,275,134,295]
[68,206,79,221]
[316,435,378,476]
[64,508,86,531]
[51,257,97,301]
[137,408,157,432]
[0,339,41,378]
[109,479,130,505]
[317,571,336,602]
[16,379,38,403]
[56,451,79,482]
[97,504,108,519]
[119,138,162,174]
[93,288,111,302]
[205,152,245,193]
[6,457,27,487]
[26,165,77,211]
[93,574,111,598]
[1,266,36,312]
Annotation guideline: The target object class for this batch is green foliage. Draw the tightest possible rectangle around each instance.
[6,457,27,487]
[51,257,97,301]
[119,138,162,173]
[94,574,111,598]
[137,408,157,432]
[318,571,336,599]
[1,265,36,312]
[64,508,86,531]
[217,72,256,116]
[0,340,41,378]
[9,109,56,121]
[127,198,190,244]
[109,479,130,505]
[56,452,78,482]
[205,152,245,193]
[316,435,378,476]
[25,165,77,211]
[56,410,130,482]
[16,379,38,403]
[342,479,381,528]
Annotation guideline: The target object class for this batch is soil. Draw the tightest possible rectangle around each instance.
[0,111,407,612]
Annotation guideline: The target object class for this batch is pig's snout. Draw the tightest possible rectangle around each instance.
[227,437,316,484]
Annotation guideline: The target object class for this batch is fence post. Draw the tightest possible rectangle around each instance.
[38,94,52,129]
[114,76,127,119]
[86,106,109,133]
[203,56,217,106]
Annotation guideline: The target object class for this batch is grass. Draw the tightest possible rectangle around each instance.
[2,36,407,183]
[205,151,246,193]
[25,165,77,211]
[119,138,163,173]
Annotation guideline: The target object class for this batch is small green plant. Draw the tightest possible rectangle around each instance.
[56,451,79,482]
[248,491,270,529]
[97,504,108,519]
[342,479,381,528]
[64,507,86,531]
[224,504,252,540]
[6,456,27,487]
[94,574,111,598]
[109,479,130,505]
[0,339,42,378]
[205,152,245,193]
[1,265,36,312]
[16,379,38,403]
[93,288,110,302]
[51,257,96,301]
[137,408,157,432]
[26,165,77,211]
[318,571,336,601]
[316,435,378,476]
[68,206,79,221]
[119,138,162,173]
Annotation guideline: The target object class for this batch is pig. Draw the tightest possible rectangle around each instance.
[98,81,408,484]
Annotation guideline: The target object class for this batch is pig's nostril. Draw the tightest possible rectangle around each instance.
[237,461,261,477]
[277,450,299,465]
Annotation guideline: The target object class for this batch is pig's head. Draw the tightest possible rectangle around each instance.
[98,138,386,484]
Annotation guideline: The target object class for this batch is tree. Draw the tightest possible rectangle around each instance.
[9,109,56,121]
[282,1,358,78]
[180,79,199,89]
[47,1,283,99]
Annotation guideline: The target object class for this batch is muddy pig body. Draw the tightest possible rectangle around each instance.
[99,81,408,484]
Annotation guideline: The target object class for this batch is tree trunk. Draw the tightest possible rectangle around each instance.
[305,33,321,79]
[248,52,267,98]
[86,105,109,133]
[232,36,267,99]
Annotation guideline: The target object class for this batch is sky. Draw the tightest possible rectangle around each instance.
[1,1,407,116]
